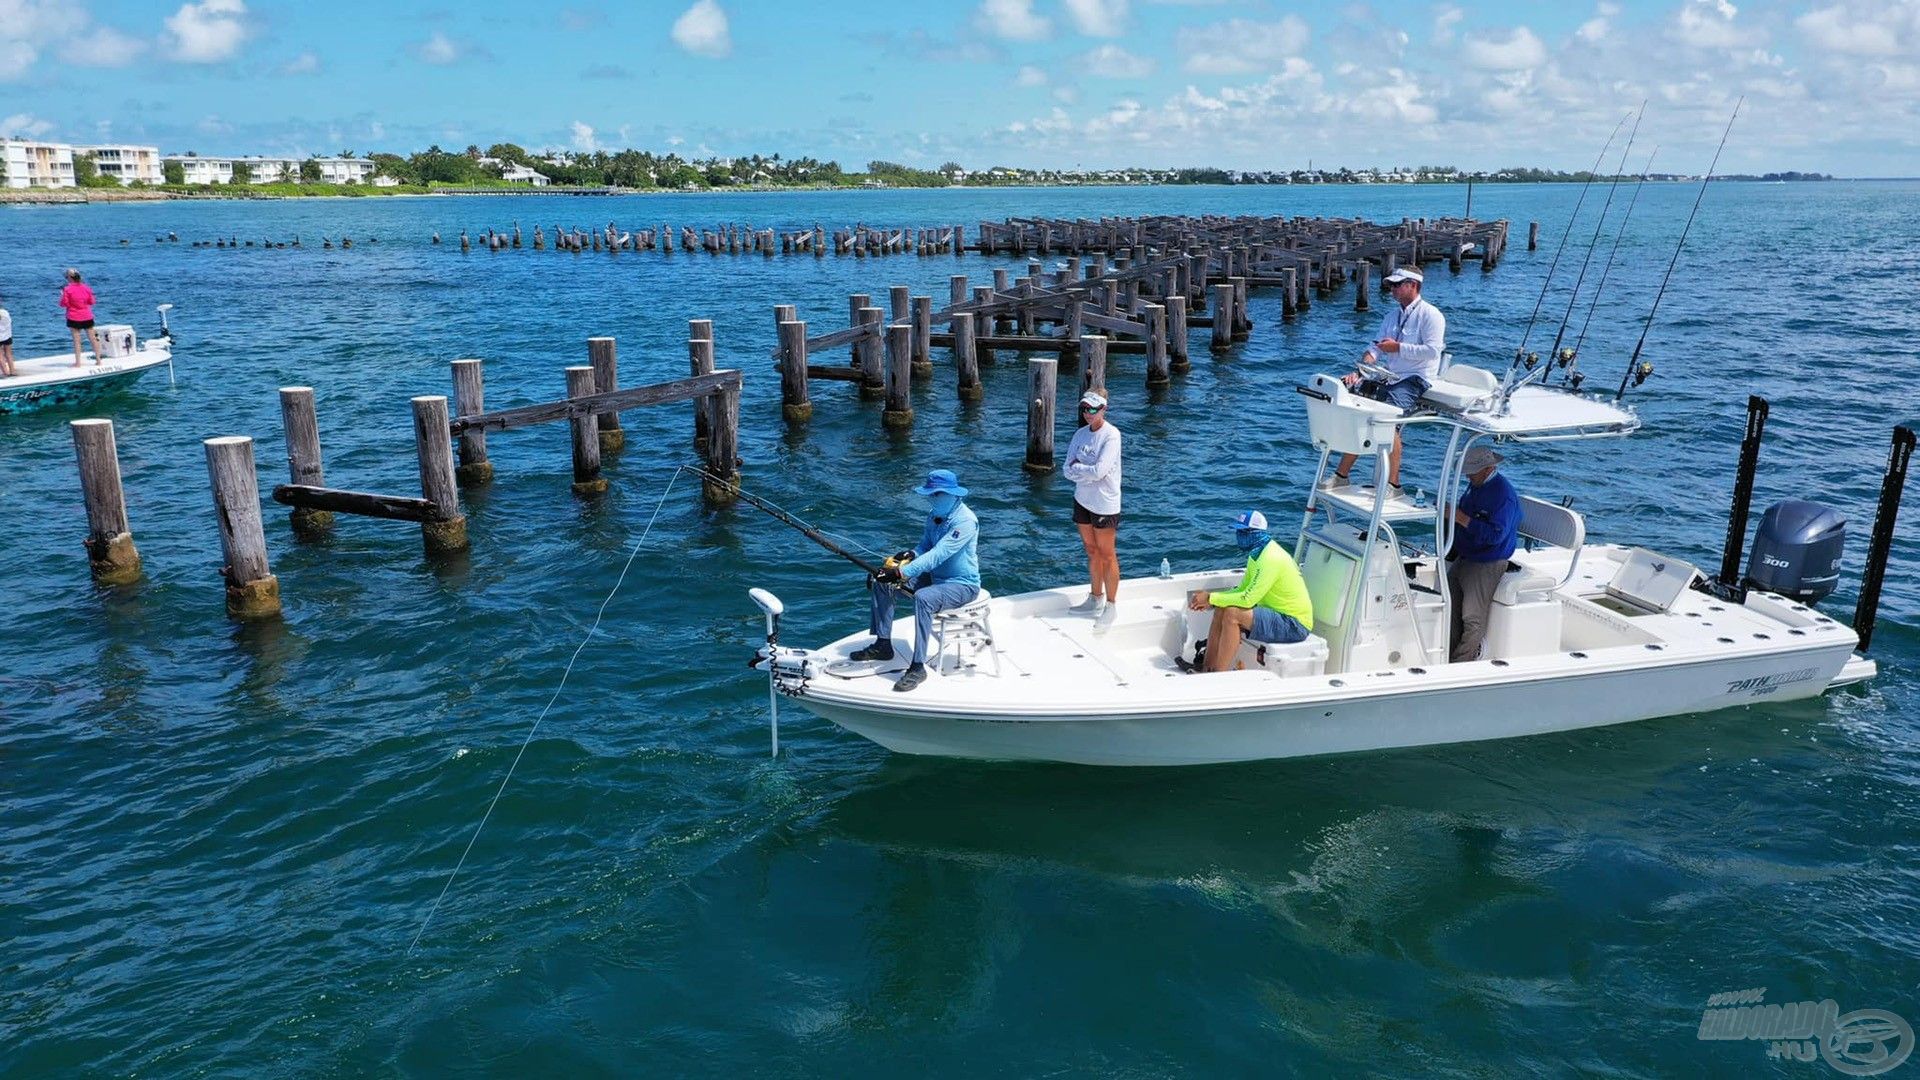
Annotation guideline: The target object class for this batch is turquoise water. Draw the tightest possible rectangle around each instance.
[2,183,1916,1076]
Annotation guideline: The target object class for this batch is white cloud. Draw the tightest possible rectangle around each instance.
[570,121,600,151]
[1577,2,1620,43]
[1460,27,1546,71]
[1015,64,1048,86]
[1796,2,1905,57]
[977,0,1050,42]
[0,0,86,80]
[1433,5,1464,45]
[1177,16,1309,75]
[162,0,250,64]
[1080,44,1154,79]
[1,112,54,137]
[414,31,461,65]
[64,25,147,68]
[1063,0,1128,37]
[671,0,731,58]
[1673,0,1762,49]
[281,50,320,75]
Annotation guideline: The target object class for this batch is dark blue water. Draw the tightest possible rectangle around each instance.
[2,184,1915,1076]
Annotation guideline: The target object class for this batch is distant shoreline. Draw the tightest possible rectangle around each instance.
[1,176,1898,207]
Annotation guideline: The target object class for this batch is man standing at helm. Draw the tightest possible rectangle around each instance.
[1448,445,1520,663]
[1323,265,1446,498]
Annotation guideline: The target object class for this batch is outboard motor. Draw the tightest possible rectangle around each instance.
[1745,499,1845,603]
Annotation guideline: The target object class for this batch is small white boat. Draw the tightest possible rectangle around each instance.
[750,363,1879,766]
[0,305,175,417]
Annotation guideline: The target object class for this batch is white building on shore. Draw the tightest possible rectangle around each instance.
[312,157,374,184]
[2,139,77,188]
[84,144,162,184]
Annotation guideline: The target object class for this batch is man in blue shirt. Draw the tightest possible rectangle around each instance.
[850,468,982,692]
[1447,445,1520,662]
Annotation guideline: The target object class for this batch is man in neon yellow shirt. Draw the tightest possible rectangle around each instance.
[1186,510,1314,672]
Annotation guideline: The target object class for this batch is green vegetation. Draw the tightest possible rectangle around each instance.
[72,152,122,189]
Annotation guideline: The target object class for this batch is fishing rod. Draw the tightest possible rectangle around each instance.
[1542,101,1646,379]
[1562,144,1658,391]
[1616,96,1743,400]
[1504,111,1631,393]
[690,465,914,590]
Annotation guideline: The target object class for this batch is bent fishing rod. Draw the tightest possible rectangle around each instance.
[689,465,915,590]
[1616,96,1743,401]
[1504,111,1632,394]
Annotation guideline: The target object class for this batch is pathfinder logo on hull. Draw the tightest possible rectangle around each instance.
[1698,988,1912,1075]
[1725,668,1819,697]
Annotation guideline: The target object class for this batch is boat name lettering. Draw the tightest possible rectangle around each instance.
[1724,667,1819,697]
[1697,987,1912,1075]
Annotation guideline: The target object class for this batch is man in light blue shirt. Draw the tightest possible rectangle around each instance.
[1325,266,1447,498]
[850,468,982,693]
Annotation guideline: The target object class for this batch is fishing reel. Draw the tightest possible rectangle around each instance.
[1555,347,1575,368]
[1569,371,1586,391]
[1632,361,1655,387]
[1522,351,1540,371]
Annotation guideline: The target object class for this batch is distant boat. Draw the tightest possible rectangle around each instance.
[0,305,175,416]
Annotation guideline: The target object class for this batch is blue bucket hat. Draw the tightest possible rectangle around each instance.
[913,469,968,498]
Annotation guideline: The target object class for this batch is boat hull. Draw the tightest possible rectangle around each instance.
[0,344,171,416]
[795,642,1857,766]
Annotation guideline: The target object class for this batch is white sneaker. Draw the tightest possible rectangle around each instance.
[1068,594,1101,614]
[1092,597,1109,618]
[1317,473,1352,492]
[1095,600,1117,625]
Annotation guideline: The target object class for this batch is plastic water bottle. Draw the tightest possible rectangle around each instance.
[1413,487,1427,508]
[1159,557,1172,579]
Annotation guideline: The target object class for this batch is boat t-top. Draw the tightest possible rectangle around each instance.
[747,360,1891,766]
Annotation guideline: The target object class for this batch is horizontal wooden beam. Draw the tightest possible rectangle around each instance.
[450,370,741,435]
[806,364,866,382]
[272,484,446,523]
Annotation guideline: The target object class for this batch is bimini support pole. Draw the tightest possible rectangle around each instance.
[1853,426,1914,653]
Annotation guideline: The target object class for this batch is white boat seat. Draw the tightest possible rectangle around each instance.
[1494,563,1559,606]
[1420,364,1500,411]
[1515,496,1586,588]
[1302,373,1402,456]
[1233,633,1330,677]
[931,589,999,676]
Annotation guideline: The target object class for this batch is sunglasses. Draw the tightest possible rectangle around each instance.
[1080,403,1104,412]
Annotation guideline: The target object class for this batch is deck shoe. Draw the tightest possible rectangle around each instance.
[1317,472,1352,492]
[1095,600,1116,625]
[1385,482,1406,501]
[893,663,928,692]
[1068,594,1101,614]
[849,640,894,662]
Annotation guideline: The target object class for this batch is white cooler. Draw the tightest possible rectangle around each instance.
[94,324,136,358]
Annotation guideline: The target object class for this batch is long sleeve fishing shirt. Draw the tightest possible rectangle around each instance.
[1452,473,1520,563]
[1364,297,1446,383]
[901,501,981,587]
[1062,422,1122,515]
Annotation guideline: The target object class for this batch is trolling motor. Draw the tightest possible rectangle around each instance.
[155,302,174,341]
[748,588,819,758]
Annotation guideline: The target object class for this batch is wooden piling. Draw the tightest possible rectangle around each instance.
[857,306,885,397]
[1166,295,1190,373]
[952,312,983,402]
[1025,357,1057,474]
[1144,303,1170,388]
[1210,283,1234,350]
[911,295,933,380]
[883,324,914,429]
[689,319,714,447]
[847,293,871,365]
[1081,335,1108,397]
[950,274,969,307]
[411,396,469,555]
[565,366,607,497]
[450,359,493,486]
[204,436,280,618]
[1528,221,1539,250]
[702,381,740,503]
[1354,261,1371,311]
[588,336,624,453]
[277,386,333,537]
[971,287,997,365]
[1232,278,1250,340]
[70,418,142,584]
[778,319,812,423]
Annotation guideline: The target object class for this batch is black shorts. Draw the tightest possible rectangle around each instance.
[0,338,11,347]
[67,318,94,330]
[1072,499,1120,530]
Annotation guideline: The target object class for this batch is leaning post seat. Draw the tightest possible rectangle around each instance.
[1302,373,1402,457]
[1420,365,1502,412]
[931,589,998,676]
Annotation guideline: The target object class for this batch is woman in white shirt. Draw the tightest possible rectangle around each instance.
[1063,389,1123,619]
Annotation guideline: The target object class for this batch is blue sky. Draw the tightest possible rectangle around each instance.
[3,0,1917,175]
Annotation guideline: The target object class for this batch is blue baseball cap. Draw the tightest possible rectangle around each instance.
[913,469,968,498]
[1231,509,1267,532]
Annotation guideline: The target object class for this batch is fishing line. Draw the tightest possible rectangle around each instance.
[1565,144,1659,387]
[406,465,690,958]
[1545,101,1646,369]
[1617,96,1743,400]
[1508,110,1632,384]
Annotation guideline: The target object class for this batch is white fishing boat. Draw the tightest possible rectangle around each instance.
[749,361,1889,766]
[0,305,175,416]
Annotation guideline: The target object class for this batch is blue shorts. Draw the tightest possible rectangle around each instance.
[1251,609,1310,645]
[1360,376,1428,413]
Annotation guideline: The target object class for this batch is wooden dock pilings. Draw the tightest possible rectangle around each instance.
[70,419,142,585]
[206,436,280,619]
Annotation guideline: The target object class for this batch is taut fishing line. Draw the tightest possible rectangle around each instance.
[406,465,690,958]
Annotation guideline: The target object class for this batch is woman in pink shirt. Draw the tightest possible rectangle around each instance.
[60,268,106,367]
